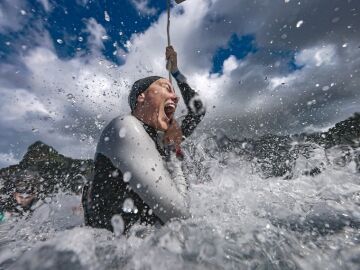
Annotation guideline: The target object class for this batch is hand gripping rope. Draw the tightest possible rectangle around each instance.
[166,0,186,83]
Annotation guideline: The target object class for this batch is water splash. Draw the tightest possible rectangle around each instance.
[1,134,359,270]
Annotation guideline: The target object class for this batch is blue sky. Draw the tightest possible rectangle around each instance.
[211,34,257,74]
[1,0,166,62]
[0,0,359,167]
[1,0,257,74]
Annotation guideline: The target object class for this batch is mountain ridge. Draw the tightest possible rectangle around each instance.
[0,113,359,195]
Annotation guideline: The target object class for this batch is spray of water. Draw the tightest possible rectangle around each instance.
[1,135,359,270]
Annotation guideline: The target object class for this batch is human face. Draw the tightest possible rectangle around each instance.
[14,192,35,208]
[137,78,179,131]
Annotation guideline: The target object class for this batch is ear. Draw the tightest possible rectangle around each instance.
[137,93,145,104]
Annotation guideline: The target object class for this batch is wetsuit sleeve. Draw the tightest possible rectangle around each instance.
[172,69,206,138]
[165,152,187,196]
[98,116,190,223]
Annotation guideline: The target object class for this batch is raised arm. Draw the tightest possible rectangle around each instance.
[166,46,206,138]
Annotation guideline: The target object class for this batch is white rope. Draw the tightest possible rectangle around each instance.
[166,0,172,83]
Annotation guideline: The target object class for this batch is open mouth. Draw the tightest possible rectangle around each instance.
[164,103,176,121]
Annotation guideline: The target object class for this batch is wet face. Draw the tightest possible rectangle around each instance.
[136,78,179,131]
[14,192,35,208]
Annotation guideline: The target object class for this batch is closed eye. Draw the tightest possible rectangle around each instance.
[162,83,174,93]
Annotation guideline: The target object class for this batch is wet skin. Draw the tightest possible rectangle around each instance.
[133,78,180,132]
[14,192,35,208]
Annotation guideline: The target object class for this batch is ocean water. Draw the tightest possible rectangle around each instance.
[1,136,359,270]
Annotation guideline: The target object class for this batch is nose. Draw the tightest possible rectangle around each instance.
[170,91,179,104]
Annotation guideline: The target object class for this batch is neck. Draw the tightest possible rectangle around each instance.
[132,107,153,127]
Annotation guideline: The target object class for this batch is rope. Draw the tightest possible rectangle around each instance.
[166,0,172,83]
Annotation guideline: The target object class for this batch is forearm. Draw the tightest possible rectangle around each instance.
[171,68,196,107]
[164,145,188,197]
[171,68,206,137]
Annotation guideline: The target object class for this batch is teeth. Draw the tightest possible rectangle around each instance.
[165,103,176,109]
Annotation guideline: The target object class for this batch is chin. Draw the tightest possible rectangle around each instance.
[157,119,169,131]
[155,110,170,131]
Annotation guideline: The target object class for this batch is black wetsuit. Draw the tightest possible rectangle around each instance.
[83,73,205,233]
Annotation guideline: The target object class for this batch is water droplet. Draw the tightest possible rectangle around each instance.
[66,93,75,104]
[112,170,119,177]
[104,136,109,142]
[322,85,330,91]
[296,20,304,28]
[119,127,126,138]
[332,17,340,23]
[122,198,135,213]
[111,214,124,237]
[200,242,217,259]
[342,43,348,48]
[307,99,316,106]
[64,125,70,129]
[101,35,109,40]
[78,36,83,42]
[104,11,110,22]
[20,10,26,15]
[119,31,123,36]
[56,39,63,44]
[136,183,141,189]
[32,128,39,133]
[281,34,287,39]
[189,96,205,115]
[123,171,132,182]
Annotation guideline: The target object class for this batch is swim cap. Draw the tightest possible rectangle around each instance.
[128,76,163,112]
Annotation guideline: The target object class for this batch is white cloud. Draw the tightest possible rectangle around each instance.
[1,0,360,165]
[222,56,238,74]
[76,0,89,7]
[295,45,338,67]
[0,0,28,33]
[37,0,51,12]
[22,47,128,115]
[130,0,157,16]
[84,18,108,52]
[0,88,51,122]
[0,43,132,163]
[0,152,19,168]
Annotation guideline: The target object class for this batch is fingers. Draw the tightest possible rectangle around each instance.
[166,46,176,58]
[166,45,174,51]
[165,46,178,72]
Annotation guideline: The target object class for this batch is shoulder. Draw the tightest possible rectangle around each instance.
[96,115,150,156]
[104,115,144,138]
[110,114,140,128]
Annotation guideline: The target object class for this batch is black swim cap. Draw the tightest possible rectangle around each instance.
[128,76,163,112]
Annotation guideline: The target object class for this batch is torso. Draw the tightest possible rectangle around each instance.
[83,116,165,233]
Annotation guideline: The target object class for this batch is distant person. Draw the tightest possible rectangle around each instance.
[82,46,206,233]
[0,171,41,220]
